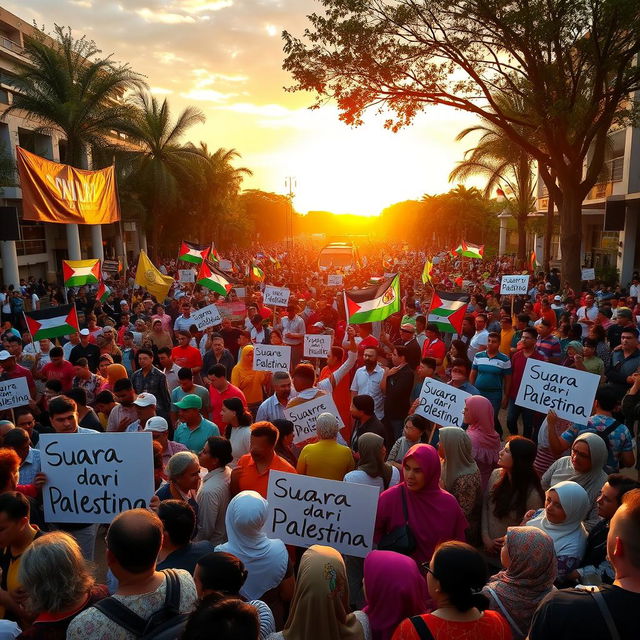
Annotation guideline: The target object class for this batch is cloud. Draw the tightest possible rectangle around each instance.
[69,0,92,7]
[136,8,196,24]
[181,89,237,102]
[150,87,173,94]
[180,0,233,12]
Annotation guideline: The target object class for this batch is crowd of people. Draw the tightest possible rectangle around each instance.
[0,241,639,639]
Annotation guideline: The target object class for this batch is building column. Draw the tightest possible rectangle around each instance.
[0,241,20,289]
[90,225,104,262]
[114,229,127,272]
[498,216,508,256]
[44,223,58,281]
[66,224,82,260]
[139,226,148,255]
[618,205,636,287]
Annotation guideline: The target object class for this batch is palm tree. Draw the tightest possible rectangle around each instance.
[5,26,144,168]
[449,98,536,266]
[114,91,206,257]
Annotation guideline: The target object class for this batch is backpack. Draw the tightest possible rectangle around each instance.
[595,420,620,457]
[92,569,188,639]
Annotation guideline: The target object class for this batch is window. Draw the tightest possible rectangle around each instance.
[15,219,46,256]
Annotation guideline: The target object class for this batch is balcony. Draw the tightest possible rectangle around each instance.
[0,36,23,56]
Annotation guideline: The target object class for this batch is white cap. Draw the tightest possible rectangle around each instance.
[0,350,12,361]
[120,300,128,306]
[554,295,562,301]
[144,416,168,432]
[133,392,157,407]
[79,328,90,336]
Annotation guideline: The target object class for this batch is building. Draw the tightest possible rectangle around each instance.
[0,6,146,288]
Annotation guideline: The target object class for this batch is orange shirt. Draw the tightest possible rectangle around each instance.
[235,453,296,498]
[392,610,512,640]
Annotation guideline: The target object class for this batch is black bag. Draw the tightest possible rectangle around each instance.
[377,485,416,555]
[409,615,434,639]
[92,569,188,639]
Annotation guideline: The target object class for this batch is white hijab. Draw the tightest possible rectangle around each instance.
[215,490,288,600]
[528,480,589,558]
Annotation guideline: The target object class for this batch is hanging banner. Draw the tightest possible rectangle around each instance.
[17,147,120,224]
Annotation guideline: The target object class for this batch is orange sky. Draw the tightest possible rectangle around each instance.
[8,0,483,215]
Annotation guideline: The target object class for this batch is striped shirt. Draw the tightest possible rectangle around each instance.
[472,351,512,392]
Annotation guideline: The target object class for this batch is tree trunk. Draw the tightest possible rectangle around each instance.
[543,171,556,274]
[516,214,527,267]
[558,185,583,290]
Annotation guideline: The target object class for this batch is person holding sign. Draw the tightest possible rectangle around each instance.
[231,346,270,416]
[276,303,306,367]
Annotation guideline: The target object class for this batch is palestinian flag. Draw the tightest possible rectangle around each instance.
[421,260,433,285]
[454,241,484,259]
[196,259,233,295]
[345,274,400,324]
[427,291,469,334]
[96,280,110,303]
[178,241,211,265]
[250,264,265,282]
[62,259,100,287]
[211,247,221,263]
[24,304,79,341]
[529,250,538,272]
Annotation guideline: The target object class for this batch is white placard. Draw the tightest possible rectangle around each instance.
[303,334,332,358]
[40,432,154,524]
[263,285,290,307]
[581,268,596,281]
[500,274,530,295]
[515,358,599,422]
[414,378,470,427]
[327,274,343,286]
[191,304,223,330]
[284,394,345,445]
[233,287,246,298]
[178,269,195,283]
[266,471,379,558]
[219,259,232,272]
[0,377,31,410]
[253,344,291,372]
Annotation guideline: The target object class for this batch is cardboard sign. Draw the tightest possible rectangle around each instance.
[0,377,31,410]
[263,285,290,307]
[581,268,596,281]
[285,394,345,445]
[303,334,332,358]
[178,269,195,283]
[415,378,470,427]
[191,304,223,330]
[253,344,291,372]
[40,432,154,524]
[515,358,599,422]
[266,471,379,558]
[219,259,232,272]
[500,274,530,295]
[217,301,247,322]
[233,287,246,299]
[327,274,343,286]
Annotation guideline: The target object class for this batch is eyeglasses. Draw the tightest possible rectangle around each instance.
[571,448,591,460]
[420,561,434,576]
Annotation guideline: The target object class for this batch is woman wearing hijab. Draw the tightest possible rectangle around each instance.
[560,340,583,368]
[463,395,501,490]
[374,444,467,566]
[359,550,428,640]
[344,432,400,492]
[99,362,127,392]
[482,526,556,639]
[231,345,269,415]
[525,480,590,581]
[216,491,293,629]
[482,437,544,561]
[541,431,608,531]
[438,427,482,545]
[267,545,370,640]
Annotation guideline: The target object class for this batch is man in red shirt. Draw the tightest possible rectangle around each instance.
[39,346,75,392]
[254,292,273,321]
[208,363,247,427]
[230,422,296,498]
[421,323,447,368]
[171,330,203,378]
[0,349,36,399]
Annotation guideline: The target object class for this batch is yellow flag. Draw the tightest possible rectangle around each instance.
[135,250,174,301]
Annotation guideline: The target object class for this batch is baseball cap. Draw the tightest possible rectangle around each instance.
[0,350,12,361]
[174,394,203,410]
[133,392,157,407]
[79,328,90,336]
[312,322,325,329]
[144,416,168,433]
[553,295,562,301]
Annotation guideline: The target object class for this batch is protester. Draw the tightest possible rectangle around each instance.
[350,394,388,452]
[272,419,297,467]
[231,345,269,415]
[387,415,430,469]
[144,415,187,469]
[173,394,220,453]
[223,397,253,466]
[255,371,293,423]
[156,451,201,524]
[463,395,501,489]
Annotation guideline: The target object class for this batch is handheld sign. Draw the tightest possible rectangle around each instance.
[219,259,232,272]
[304,334,332,358]
[253,344,291,373]
[0,377,31,410]
[500,275,530,295]
[415,378,470,427]
[285,394,345,445]
[217,301,247,322]
[233,287,246,299]
[581,268,596,281]
[515,359,599,422]
[327,274,343,287]
[40,432,154,524]
[178,269,195,283]
[191,304,223,330]
[266,471,379,558]
[263,285,290,307]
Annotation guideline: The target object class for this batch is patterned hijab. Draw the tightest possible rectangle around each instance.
[439,426,479,491]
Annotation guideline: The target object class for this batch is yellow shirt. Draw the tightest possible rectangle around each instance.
[500,328,515,355]
[296,439,355,481]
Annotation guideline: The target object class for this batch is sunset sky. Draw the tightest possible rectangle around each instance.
[8,0,482,216]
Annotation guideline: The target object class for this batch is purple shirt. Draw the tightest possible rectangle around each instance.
[163,439,188,468]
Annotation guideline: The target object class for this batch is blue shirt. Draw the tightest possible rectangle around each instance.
[472,351,511,392]
[174,417,220,453]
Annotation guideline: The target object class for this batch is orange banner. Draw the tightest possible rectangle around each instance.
[17,147,120,224]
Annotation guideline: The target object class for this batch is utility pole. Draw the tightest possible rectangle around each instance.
[285,176,296,251]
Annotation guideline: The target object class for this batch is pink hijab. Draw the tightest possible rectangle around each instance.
[362,550,429,640]
[465,395,501,459]
[374,444,467,566]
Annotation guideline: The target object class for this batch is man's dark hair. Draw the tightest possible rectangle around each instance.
[45,379,63,393]
[50,347,63,358]
[75,357,89,368]
[206,436,233,467]
[250,422,279,446]
[421,357,437,369]
[209,364,227,378]
[94,390,116,404]
[3,427,29,449]
[5,335,20,344]
[425,323,440,335]
[621,326,639,339]
[157,499,196,547]
[352,394,374,415]
[517,313,530,324]
[182,593,259,640]
[595,386,619,412]
[113,378,133,393]
[178,367,193,381]
[451,357,471,374]
[137,348,153,359]
[330,346,344,360]
[522,327,538,339]
[393,344,407,359]
[210,332,223,341]
[607,474,640,504]
[48,395,77,417]
[157,347,172,357]
[107,509,162,574]
[0,491,30,521]
[488,332,500,340]
[196,552,247,594]
[66,387,89,408]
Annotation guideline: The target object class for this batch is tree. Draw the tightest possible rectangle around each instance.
[283,0,640,287]
[114,91,205,257]
[5,25,144,168]
[449,98,536,265]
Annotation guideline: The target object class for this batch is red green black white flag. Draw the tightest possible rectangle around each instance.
[178,241,211,265]
[24,304,80,341]
[196,259,233,295]
[427,291,469,334]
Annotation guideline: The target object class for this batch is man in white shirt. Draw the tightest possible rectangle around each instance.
[350,346,385,420]
[158,347,181,393]
[278,303,306,366]
[173,299,195,333]
[468,313,489,360]
[576,293,599,336]
[256,371,295,422]
[630,277,640,302]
